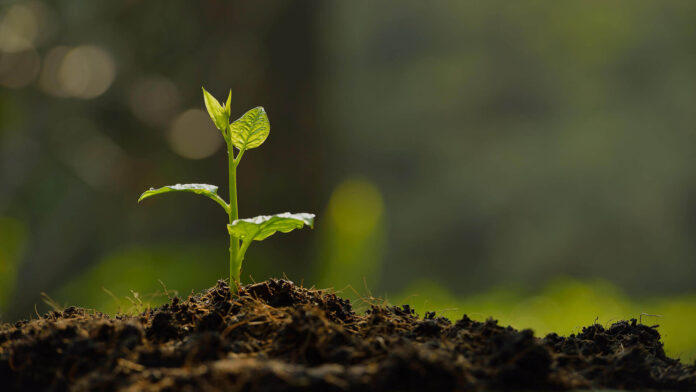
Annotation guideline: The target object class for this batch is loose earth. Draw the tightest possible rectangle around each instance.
[1,279,694,391]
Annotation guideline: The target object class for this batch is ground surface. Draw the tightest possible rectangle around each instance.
[1,279,695,391]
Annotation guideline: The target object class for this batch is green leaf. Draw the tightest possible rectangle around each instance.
[202,87,230,132]
[138,183,229,212]
[228,212,315,242]
[229,107,269,150]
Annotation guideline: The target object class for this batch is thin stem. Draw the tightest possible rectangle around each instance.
[233,148,245,167]
[211,194,230,214]
[228,139,240,293]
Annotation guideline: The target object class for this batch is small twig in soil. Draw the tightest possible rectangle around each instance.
[102,287,122,313]
[362,276,373,298]
[157,279,178,300]
[40,292,62,312]
[639,312,663,324]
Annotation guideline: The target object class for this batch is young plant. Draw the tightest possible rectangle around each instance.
[139,88,315,293]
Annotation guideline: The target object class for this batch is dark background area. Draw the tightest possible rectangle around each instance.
[2,1,696,355]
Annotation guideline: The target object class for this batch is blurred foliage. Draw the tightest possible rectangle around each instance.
[1,0,696,357]
[315,178,385,291]
[321,1,696,295]
[53,243,226,316]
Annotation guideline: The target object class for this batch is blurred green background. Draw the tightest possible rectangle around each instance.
[2,0,696,359]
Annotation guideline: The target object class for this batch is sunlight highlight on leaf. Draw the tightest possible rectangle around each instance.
[202,87,230,132]
[138,183,229,212]
[228,212,314,242]
[229,107,269,150]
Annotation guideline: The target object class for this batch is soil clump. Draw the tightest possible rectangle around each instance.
[1,279,694,391]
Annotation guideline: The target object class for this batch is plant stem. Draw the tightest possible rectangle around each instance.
[228,142,240,293]
[236,239,252,271]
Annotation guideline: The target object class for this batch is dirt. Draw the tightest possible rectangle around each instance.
[1,279,694,391]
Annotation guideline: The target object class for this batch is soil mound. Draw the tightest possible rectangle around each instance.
[1,279,694,391]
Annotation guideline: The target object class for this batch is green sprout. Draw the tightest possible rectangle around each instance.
[139,88,315,293]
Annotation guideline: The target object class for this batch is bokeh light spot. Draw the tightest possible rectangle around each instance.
[167,109,224,159]
[0,3,39,53]
[328,178,384,236]
[128,76,181,128]
[57,45,116,99]
[38,45,70,97]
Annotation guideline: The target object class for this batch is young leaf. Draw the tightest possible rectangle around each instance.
[202,87,230,132]
[228,212,315,242]
[229,107,269,151]
[138,183,229,212]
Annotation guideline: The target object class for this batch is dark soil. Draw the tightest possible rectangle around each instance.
[1,279,694,391]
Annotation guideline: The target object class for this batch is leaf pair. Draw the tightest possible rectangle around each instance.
[202,88,269,151]
[138,185,314,245]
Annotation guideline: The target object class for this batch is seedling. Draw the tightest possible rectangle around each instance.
[139,88,315,293]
